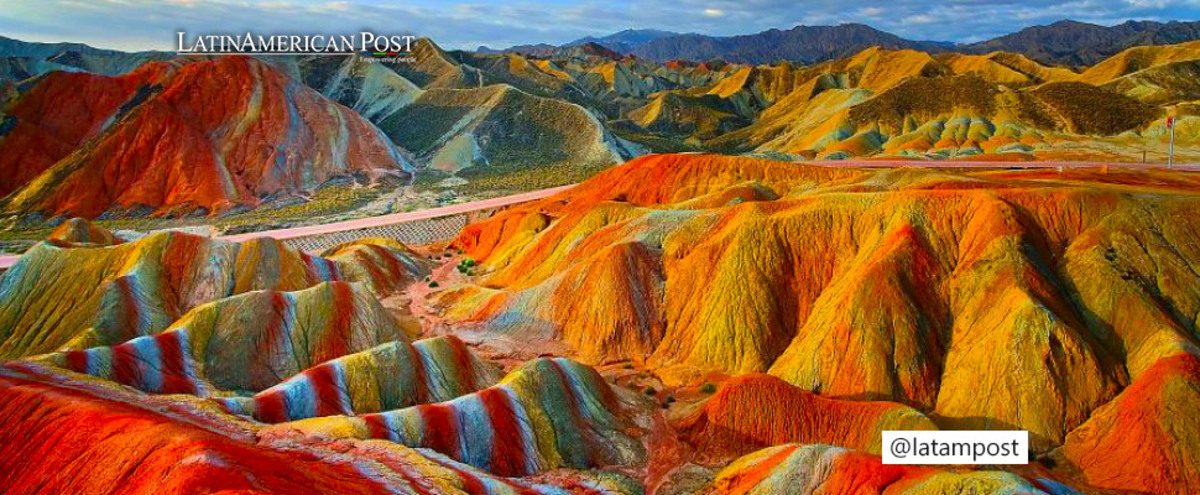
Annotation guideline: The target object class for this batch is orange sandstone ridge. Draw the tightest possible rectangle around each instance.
[1051,352,1200,493]
[441,153,1200,490]
[672,373,937,463]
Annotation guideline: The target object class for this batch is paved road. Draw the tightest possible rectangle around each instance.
[0,184,576,269]
[220,184,576,243]
[2,159,1197,269]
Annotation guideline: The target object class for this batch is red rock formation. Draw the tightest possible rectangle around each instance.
[0,56,407,217]
[0,361,627,494]
[46,217,123,245]
[0,373,395,494]
[0,70,143,197]
[673,374,936,463]
[1051,352,1200,494]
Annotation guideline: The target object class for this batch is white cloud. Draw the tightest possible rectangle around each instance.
[901,13,935,25]
[859,7,885,17]
[1125,0,1173,7]
[703,8,725,17]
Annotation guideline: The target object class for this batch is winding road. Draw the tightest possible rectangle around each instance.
[2,159,1197,270]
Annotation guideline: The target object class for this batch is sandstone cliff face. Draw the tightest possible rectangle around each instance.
[0,56,409,217]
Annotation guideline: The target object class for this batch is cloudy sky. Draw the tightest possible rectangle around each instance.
[2,0,1199,52]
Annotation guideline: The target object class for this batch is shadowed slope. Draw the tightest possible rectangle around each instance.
[292,54,424,122]
[377,83,637,174]
[1027,81,1161,135]
[1078,40,1200,85]
[0,70,137,197]
[1101,58,1200,106]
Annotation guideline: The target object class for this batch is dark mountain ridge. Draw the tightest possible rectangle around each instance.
[968,19,1200,66]
[485,19,1200,67]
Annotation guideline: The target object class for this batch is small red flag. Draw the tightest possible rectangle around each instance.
[1167,116,1174,128]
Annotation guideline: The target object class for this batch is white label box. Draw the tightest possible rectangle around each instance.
[882,430,1029,465]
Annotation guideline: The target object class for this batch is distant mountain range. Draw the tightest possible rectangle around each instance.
[477,29,678,57]
[0,35,170,81]
[626,24,951,65]
[968,20,1200,66]
[481,19,1200,67]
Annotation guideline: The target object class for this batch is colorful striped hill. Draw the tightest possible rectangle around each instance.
[272,357,645,477]
[0,360,639,495]
[0,230,429,359]
[36,281,409,394]
[218,335,503,422]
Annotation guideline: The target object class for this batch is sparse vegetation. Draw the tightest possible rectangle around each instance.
[1031,82,1161,135]
[849,74,999,127]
